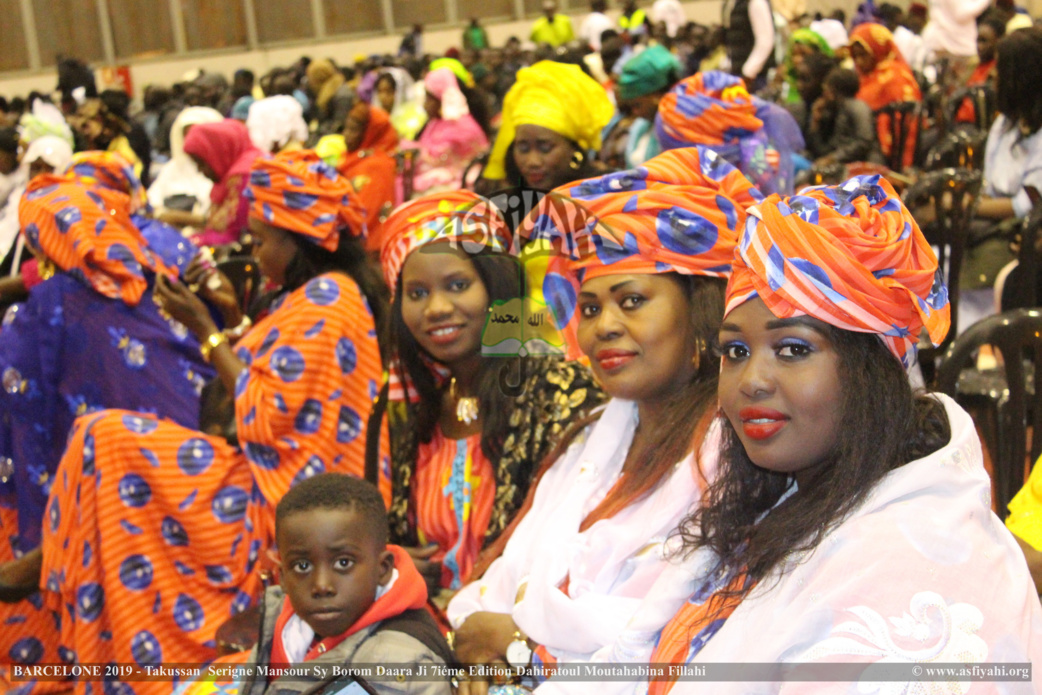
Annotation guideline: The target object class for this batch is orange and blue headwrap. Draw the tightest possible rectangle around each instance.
[726,175,950,368]
[244,150,367,251]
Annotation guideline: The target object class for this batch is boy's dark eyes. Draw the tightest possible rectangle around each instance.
[291,559,311,572]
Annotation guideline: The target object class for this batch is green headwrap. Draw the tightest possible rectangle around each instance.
[617,45,682,102]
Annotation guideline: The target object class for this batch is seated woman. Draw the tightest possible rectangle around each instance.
[245,95,309,155]
[954,15,1005,124]
[373,190,603,620]
[375,68,426,141]
[448,147,764,683]
[182,120,264,248]
[0,135,74,289]
[0,151,390,695]
[64,151,200,275]
[848,23,922,170]
[656,71,793,194]
[70,98,144,179]
[643,175,1041,693]
[409,68,489,196]
[601,45,683,170]
[306,59,358,143]
[316,100,400,253]
[146,106,224,229]
[780,28,835,109]
[0,176,215,679]
[482,61,613,193]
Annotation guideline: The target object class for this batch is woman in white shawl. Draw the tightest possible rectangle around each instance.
[634,176,1042,695]
[0,135,74,279]
[447,148,765,694]
[146,106,223,226]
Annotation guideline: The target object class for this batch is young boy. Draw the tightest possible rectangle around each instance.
[188,474,456,695]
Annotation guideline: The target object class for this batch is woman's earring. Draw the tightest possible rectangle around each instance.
[38,259,55,281]
[569,151,585,170]
[692,337,708,371]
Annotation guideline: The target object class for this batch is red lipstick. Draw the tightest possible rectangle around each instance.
[595,348,636,372]
[738,406,790,441]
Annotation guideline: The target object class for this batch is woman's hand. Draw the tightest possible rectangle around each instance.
[184,253,242,327]
[154,274,218,340]
[455,611,522,695]
[404,545,443,598]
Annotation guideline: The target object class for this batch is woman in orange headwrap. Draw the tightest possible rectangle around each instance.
[849,23,922,170]
[317,101,401,253]
[448,147,764,684]
[371,190,603,625]
[0,178,213,691]
[637,176,1041,694]
[0,151,389,695]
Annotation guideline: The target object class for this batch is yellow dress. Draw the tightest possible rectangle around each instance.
[1006,458,1042,548]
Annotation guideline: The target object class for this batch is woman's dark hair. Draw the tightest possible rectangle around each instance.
[678,326,951,601]
[476,273,727,568]
[824,65,861,99]
[460,82,492,136]
[280,229,390,361]
[578,274,727,530]
[390,247,523,462]
[997,27,1042,135]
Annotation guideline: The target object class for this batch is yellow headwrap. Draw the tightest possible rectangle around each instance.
[485,60,614,180]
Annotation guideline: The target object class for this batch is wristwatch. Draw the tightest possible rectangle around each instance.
[505,630,533,670]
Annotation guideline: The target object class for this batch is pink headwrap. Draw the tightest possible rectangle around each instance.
[424,68,470,121]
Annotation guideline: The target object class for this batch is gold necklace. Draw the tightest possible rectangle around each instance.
[449,377,479,425]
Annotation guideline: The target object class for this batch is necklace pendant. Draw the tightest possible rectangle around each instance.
[456,396,479,425]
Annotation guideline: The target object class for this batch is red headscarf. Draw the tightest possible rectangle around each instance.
[63,150,149,214]
[726,175,949,368]
[521,147,763,357]
[849,22,907,68]
[379,190,511,293]
[183,120,264,205]
[245,150,366,251]
[19,177,175,305]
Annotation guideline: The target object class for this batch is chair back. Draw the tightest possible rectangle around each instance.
[946,85,997,133]
[999,189,1042,312]
[924,129,986,171]
[904,168,983,381]
[875,101,921,172]
[937,308,1042,515]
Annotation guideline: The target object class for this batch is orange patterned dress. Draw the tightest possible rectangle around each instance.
[412,430,496,590]
[36,272,388,695]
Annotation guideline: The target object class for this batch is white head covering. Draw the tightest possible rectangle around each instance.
[22,136,74,173]
[146,106,224,215]
[170,106,224,159]
[809,18,849,52]
[245,96,309,154]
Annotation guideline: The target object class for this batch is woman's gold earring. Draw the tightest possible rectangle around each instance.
[38,259,55,281]
[692,338,708,371]
[569,151,585,170]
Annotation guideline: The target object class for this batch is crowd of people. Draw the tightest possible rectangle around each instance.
[0,0,1039,693]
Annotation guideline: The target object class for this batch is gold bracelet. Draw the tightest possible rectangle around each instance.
[199,332,228,362]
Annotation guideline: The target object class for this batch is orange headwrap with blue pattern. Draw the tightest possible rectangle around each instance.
[19,176,175,305]
[63,151,149,214]
[379,190,512,293]
[244,150,366,252]
[521,147,763,347]
[726,175,950,368]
